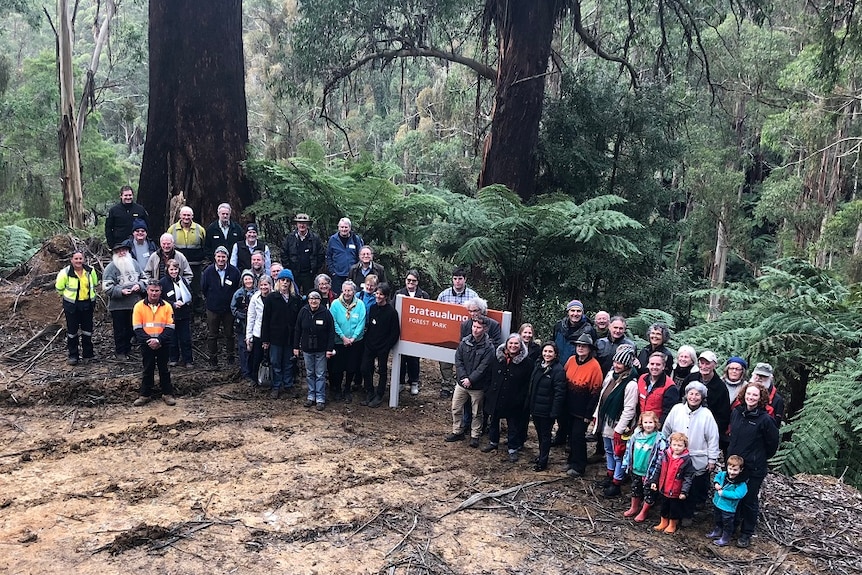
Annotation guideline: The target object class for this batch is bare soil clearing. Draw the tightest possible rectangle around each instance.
[1,241,860,574]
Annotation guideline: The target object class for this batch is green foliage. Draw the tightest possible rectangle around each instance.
[0,224,37,268]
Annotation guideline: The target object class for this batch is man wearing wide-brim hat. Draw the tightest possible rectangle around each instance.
[282,212,324,296]
[102,239,147,360]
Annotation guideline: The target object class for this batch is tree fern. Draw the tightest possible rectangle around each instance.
[0,224,37,269]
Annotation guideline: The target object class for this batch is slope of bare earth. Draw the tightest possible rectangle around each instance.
[1,243,860,574]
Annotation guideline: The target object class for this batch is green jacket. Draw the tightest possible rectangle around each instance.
[55,264,98,303]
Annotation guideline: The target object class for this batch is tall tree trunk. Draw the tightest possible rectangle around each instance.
[138,0,252,235]
[58,0,84,229]
[707,209,728,322]
[76,0,115,142]
[478,0,561,201]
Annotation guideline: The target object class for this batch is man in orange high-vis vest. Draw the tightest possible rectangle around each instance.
[132,280,176,406]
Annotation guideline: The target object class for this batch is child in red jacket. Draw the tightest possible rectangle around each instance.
[649,431,695,534]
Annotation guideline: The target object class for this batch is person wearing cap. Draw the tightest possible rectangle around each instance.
[636,352,680,427]
[55,251,99,365]
[593,343,640,497]
[231,223,271,277]
[294,290,336,409]
[745,362,785,425]
[105,185,149,249]
[561,333,604,477]
[662,380,721,526]
[435,267,481,397]
[326,217,363,296]
[635,323,674,376]
[231,270,258,380]
[129,218,157,270]
[144,233,193,283]
[132,280,176,406]
[683,350,731,453]
[283,213,324,295]
[261,269,303,399]
[722,356,749,403]
[167,206,207,315]
[204,203,244,259]
[201,246,242,368]
[348,245,387,288]
[159,258,194,368]
[103,240,147,360]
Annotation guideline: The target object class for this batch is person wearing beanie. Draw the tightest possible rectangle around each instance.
[231,270,257,379]
[129,217,157,270]
[261,268,302,399]
[293,290,336,409]
[201,245,242,368]
[231,223,271,277]
[722,356,749,402]
[593,343,639,497]
[662,378,720,527]
[105,185,149,249]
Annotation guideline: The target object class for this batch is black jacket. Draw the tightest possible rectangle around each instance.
[485,342,535,418]
[105,201,149,248]
[283,230,324,274]
[159,275,193,321]
[204,220,244,259]
[637,344,674,376]
[348,261,387,286]
[294,304,336,353]
[363,303,400,353]
[261,292,302,346]
[200,264,242,314]
[454,334,494,390]
[528,359,566,418]
[728,405,779,478]
[395,287,430,300]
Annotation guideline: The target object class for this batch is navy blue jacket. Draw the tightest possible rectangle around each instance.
[200,264,241,313]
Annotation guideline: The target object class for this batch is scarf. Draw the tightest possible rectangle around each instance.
[339,294,358,319]
[599,368,632,425]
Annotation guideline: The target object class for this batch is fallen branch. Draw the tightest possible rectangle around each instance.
[439,479,561,518]
[2,324,60,360]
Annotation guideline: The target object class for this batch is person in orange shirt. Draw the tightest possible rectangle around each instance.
[562,334,604,477]
[132,281,176,406]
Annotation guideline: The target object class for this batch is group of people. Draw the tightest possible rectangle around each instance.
[58,188,783,548]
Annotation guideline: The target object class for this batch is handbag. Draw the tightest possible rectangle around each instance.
[258,356,273,387]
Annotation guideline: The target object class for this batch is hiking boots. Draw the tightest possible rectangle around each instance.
[133,396,150,407]
[162,395,176,406]
[480,443,498,453]
[445,432,465,442]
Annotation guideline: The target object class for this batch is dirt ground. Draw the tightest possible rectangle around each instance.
[1,242,860,574]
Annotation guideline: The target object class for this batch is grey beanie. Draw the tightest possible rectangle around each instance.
[613,344,636,368]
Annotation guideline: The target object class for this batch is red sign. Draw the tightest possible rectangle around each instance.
[398,297,505,350]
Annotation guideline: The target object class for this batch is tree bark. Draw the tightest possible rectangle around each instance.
[75,0,115,142]
[138,0,252,235]
[58,0,84,229]
[478,0,562,201]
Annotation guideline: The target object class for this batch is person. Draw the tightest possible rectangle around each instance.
[159,259,193,367]
[518,323,541,362]
[248,251,267,286]
[326,217,362,295]
[395,269,430,395]
[437,266,479,397]
[269,262,284,283]
[481,333,535,462]
[593,344,639,497]
[621,410,667,522]
[105,185,149,249]
[204,203,244,260]
[562,334,604,478]
[166,206,206,315]
[145,233,193,282]
[727,383,780,548]
[706,454,748,546]
[283,213,324,295]
[445,316,494,448]
[231,270,257,380]
[348,245,387,287]
[360,282,400,407]
[662,381,721,526]
[55,251,98,365]
[102,241,146,360]
[231,223,271,277]
[357,273,378,310]
[596,315,635,375]
[314,273,336,308]
[635,323,674,375]
[458,298,504,434]
[131,280,176,407]
[261,269,302,399]
[683,350,731,453]
[329,280,366,403]
[722,356,749,404]
[648,431,695,534]
[594,310,611,340]
[294,290,336,410]
[670,345,698,388]
[129,219,157,271]
[245,276,272,385]
[527,342,567,471]
[200,246,242,368]
[551,299,597,447]
[636,352,680,426]
[749,362,785,425]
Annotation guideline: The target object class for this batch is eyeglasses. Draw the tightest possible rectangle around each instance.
[467,308,480,313]
[308,297,321,300]
[727,366,743,371]
[406,278,418,283]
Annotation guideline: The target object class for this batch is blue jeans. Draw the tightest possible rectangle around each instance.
[269,344,294,390]
[304,351,327,403]
[603,436,624,481]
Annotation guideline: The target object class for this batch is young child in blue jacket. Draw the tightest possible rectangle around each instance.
[707,454,749,546]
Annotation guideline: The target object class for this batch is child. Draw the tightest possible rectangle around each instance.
[649,431,695,534]
[621,411,667,522]
[707,455,748,546]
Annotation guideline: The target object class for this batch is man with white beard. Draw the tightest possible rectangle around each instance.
[103,241,147,360]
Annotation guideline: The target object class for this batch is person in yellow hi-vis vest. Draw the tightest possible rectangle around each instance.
[132,280,176,406]
[55,251,99,365]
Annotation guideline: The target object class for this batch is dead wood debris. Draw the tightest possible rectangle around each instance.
[92,519,240,555]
